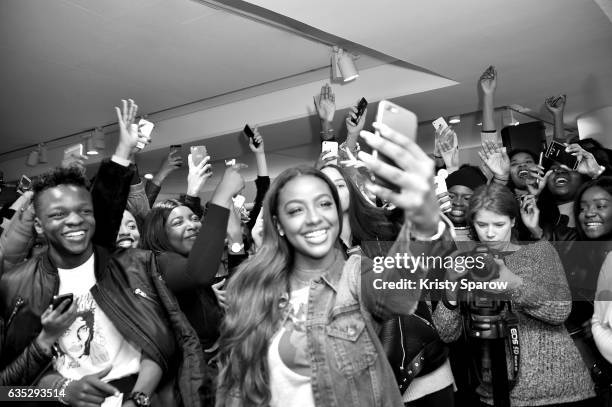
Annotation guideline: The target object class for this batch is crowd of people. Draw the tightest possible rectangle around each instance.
[0,65,611,407]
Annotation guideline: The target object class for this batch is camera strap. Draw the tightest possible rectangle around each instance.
[505,302,520,388]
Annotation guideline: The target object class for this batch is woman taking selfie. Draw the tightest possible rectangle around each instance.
[216,123,443,406]
[433,183,595,406]
[320,163,453,407]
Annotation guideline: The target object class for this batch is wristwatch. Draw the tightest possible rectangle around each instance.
[127,391,151,407]
[230,242,245,254]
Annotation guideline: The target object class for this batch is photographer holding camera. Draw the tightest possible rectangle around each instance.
[433,183,595,406]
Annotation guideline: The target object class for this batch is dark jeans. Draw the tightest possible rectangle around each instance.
[404,385,455,407]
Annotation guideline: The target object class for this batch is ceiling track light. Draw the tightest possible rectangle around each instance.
[92,127,106,151]
[37,143,48,164]
[503,108,520,127]
[26,149,39,167]
[25,143,48,166]
[448,115,461,124]
[85,133,99,155]
[332,46,359,82]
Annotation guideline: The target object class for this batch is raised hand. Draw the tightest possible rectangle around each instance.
[478,141,510,181]
[186,154,212,197]
[526,167,551,197]
[61,152,88,173]
[479,65,497,95]
[565,143,602,178]
[358,122,438,232]
[114,99,149,161]
[544,94,566,116]
[248,126,265,154]
[346,103,367,138]
[211,164,247,208]
[519,194,541,233]
[314,83,336,123]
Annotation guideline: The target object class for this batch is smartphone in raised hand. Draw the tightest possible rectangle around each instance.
[243,124,261,148]
[371,100,418,191]
[137,119,154,150]
[545,140,578,170]
[17,175,32,195]
[351,97,368,124]
[190,145,208,166]
[321,141,339,165]
[432,117,449,133]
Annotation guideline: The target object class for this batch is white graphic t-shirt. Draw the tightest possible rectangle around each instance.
[54,254,141,381]
[268,285,315,407]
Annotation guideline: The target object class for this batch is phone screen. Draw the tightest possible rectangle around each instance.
[191,146,208,166]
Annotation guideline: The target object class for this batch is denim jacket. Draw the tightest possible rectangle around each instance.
[221,225,436,407]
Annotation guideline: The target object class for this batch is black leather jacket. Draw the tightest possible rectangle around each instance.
[0,245,206,406]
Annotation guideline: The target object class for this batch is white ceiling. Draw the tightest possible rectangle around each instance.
[0,0,394,154]
[244,0,612,124]
[1,0,612,191]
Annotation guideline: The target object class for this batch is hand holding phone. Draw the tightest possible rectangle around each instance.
[351,97,368,125]
[545,141,578,170]
[17,175,32,195]
[190,146,208,167]
[370,100,418,191]
[243,125,261,148]
[137,119,154,150]
[52,293,74,311]
[321,141,339,165]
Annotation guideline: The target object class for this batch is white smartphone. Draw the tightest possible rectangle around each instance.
[17,175,32,195]
[433,169,451,213]
[137,119,154,149]
[232,194,246,209]
[321,141,339,165]
[63,144,83,161]
[373,100,418,190]
[190,145,208,166]
[432,117,449,133]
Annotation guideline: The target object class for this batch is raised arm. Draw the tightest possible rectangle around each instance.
[92,99,149,249]
[357,121,442,320]
[479,65,498,143]
[245,127,270,231]
[165,165,245,291]
[146,150,183,207]
[314,83,336,141]
[545,94,567,143]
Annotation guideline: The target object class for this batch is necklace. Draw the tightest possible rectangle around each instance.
[290,273,315,288]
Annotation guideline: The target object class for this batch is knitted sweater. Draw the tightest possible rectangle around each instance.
[433,240,595,406]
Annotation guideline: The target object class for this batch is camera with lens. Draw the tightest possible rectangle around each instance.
[466,244,501,282]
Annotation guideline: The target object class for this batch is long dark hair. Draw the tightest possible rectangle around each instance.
[467,183,520,242]
[321,164,400,243]
[140,199,182,254]
[216,166,341,406]
[573,176,612,241]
